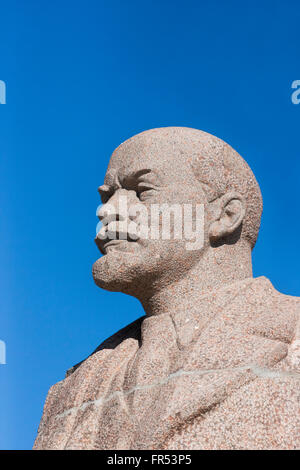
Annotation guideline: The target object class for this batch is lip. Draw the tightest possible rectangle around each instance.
[102,239,129,254]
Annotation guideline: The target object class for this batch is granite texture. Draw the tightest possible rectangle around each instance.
[34,128,300,450]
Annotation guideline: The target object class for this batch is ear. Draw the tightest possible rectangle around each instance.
[209,192,245,243]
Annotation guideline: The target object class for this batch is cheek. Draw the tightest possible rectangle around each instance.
[133,185,208,248]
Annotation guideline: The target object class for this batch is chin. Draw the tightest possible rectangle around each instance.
[92,251,151,295]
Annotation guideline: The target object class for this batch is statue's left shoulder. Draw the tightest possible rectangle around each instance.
[255,277,300,370]
[274,287,300,370]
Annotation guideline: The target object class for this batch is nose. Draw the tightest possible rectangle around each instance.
[97,189,131,224]
[95,189,140,251]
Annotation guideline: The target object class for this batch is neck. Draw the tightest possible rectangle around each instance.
[141,242,252,317]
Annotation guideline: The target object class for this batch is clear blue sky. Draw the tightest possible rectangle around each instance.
[0,0,299,450]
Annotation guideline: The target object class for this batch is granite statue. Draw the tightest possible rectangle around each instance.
[34,127,300,450]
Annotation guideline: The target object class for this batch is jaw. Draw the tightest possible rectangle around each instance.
[92,250,154,296]
[92,241,205,301]
[92,243,175,299]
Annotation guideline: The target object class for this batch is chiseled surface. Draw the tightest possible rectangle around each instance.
[34,128,300,449]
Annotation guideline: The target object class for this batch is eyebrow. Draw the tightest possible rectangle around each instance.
[130,169,152,179]
[98,169,153,196]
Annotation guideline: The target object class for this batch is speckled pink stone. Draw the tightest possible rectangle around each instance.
[34,128,300,450]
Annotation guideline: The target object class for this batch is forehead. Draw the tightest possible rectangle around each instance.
[105,135,196,186]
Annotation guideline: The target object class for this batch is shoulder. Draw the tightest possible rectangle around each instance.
[264,277,300,371]
[253,276,300,303]
[65,315,145,377]
[242,277,300,371]
[254,276,300,323]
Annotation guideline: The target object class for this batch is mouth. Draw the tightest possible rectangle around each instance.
[102,239,129,254]
[95,235,135,255]
[95,219,142,255]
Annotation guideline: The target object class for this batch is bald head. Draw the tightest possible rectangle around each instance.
[110,127,262,248]
[94,126,261,296]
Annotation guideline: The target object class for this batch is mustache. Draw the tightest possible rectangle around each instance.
[95,221,140,254]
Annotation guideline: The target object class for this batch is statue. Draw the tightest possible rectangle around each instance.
[34,127,300,450]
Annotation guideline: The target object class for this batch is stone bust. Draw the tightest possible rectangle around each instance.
[34,127,300,450]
